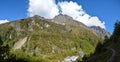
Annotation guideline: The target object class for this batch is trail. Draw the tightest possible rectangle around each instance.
[83,47,116,62]
[107,47,116,62]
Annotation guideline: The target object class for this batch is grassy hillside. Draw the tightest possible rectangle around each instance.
[0,16,103,62]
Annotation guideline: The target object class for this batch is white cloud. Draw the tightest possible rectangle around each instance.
[28,0,59,19]
[28,0,105,29]
[88,17,105,28]
[58,1,105,29]
[0,19,9,24]
[58,1,85,18]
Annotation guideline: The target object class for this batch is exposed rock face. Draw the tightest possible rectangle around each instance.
[13,37,28,50]
[90,26,110,39]
[52,14,73,24]
[29,15,45,20]
[52,14,87,28]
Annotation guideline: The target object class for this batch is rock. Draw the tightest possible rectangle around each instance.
[13,37,28,50]
[90,26,110,39]
[52,47,55,53]
[63,56,79,62]
[71,47,76,51]
[45,23,50,28]
[78,51,85,58]
[34,46,41,56]
[9,34,12,39]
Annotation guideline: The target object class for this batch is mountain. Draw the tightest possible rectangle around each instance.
[52,14,88,28]
[0,14,106,62]
[52,14,110,39]
[90,26,110,39]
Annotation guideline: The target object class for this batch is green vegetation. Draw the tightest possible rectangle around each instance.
[84,21,120,62]
[0,36,10,62]
[0,17,103,62]
[111,20,120,42]
[109,21,120,62]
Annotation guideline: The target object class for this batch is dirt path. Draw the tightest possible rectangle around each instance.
[13,37,28,50]
[83,47,116,62]
[107,47,116,62]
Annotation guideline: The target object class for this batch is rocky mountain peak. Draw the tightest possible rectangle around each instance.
[28,15,45,21]
[52,14,87,28]
[90,26,111,39]
[52,14,74,25]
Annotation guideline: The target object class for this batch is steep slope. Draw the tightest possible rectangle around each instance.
[0,15,103,62]
[52,14,110,39]
[90,26,110,39]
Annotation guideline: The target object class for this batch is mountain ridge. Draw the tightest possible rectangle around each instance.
[52,14,110,39]
[0,14,109,62]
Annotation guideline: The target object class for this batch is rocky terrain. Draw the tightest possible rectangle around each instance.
[0,14,110,62]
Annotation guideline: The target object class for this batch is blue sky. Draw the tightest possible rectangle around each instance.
[0,0,120,33]
[0,0,28,21]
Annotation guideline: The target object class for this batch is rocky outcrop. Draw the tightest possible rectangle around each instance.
[52,14,87,28]
[90,26,110,39]
[13,37,28,50]
[63,56,79,62]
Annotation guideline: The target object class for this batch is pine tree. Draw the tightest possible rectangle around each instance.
[112,20,120,42]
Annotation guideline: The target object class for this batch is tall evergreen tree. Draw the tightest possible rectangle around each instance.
[112,20,120,42]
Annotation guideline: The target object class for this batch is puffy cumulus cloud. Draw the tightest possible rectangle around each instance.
[28,0,105,29]
[58,1,85,18]
[0,19,9,24]
[58,1,105,29]
[88,17,105,28]
[28,0,59,18]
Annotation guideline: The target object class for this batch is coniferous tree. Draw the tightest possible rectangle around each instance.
[0,36,10,62]
[112,20,120,42]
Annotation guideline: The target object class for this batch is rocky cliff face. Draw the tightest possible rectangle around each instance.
[90,26,110,39]
[52,14,87,28]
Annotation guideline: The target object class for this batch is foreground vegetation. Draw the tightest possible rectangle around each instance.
[84,21,120,62]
